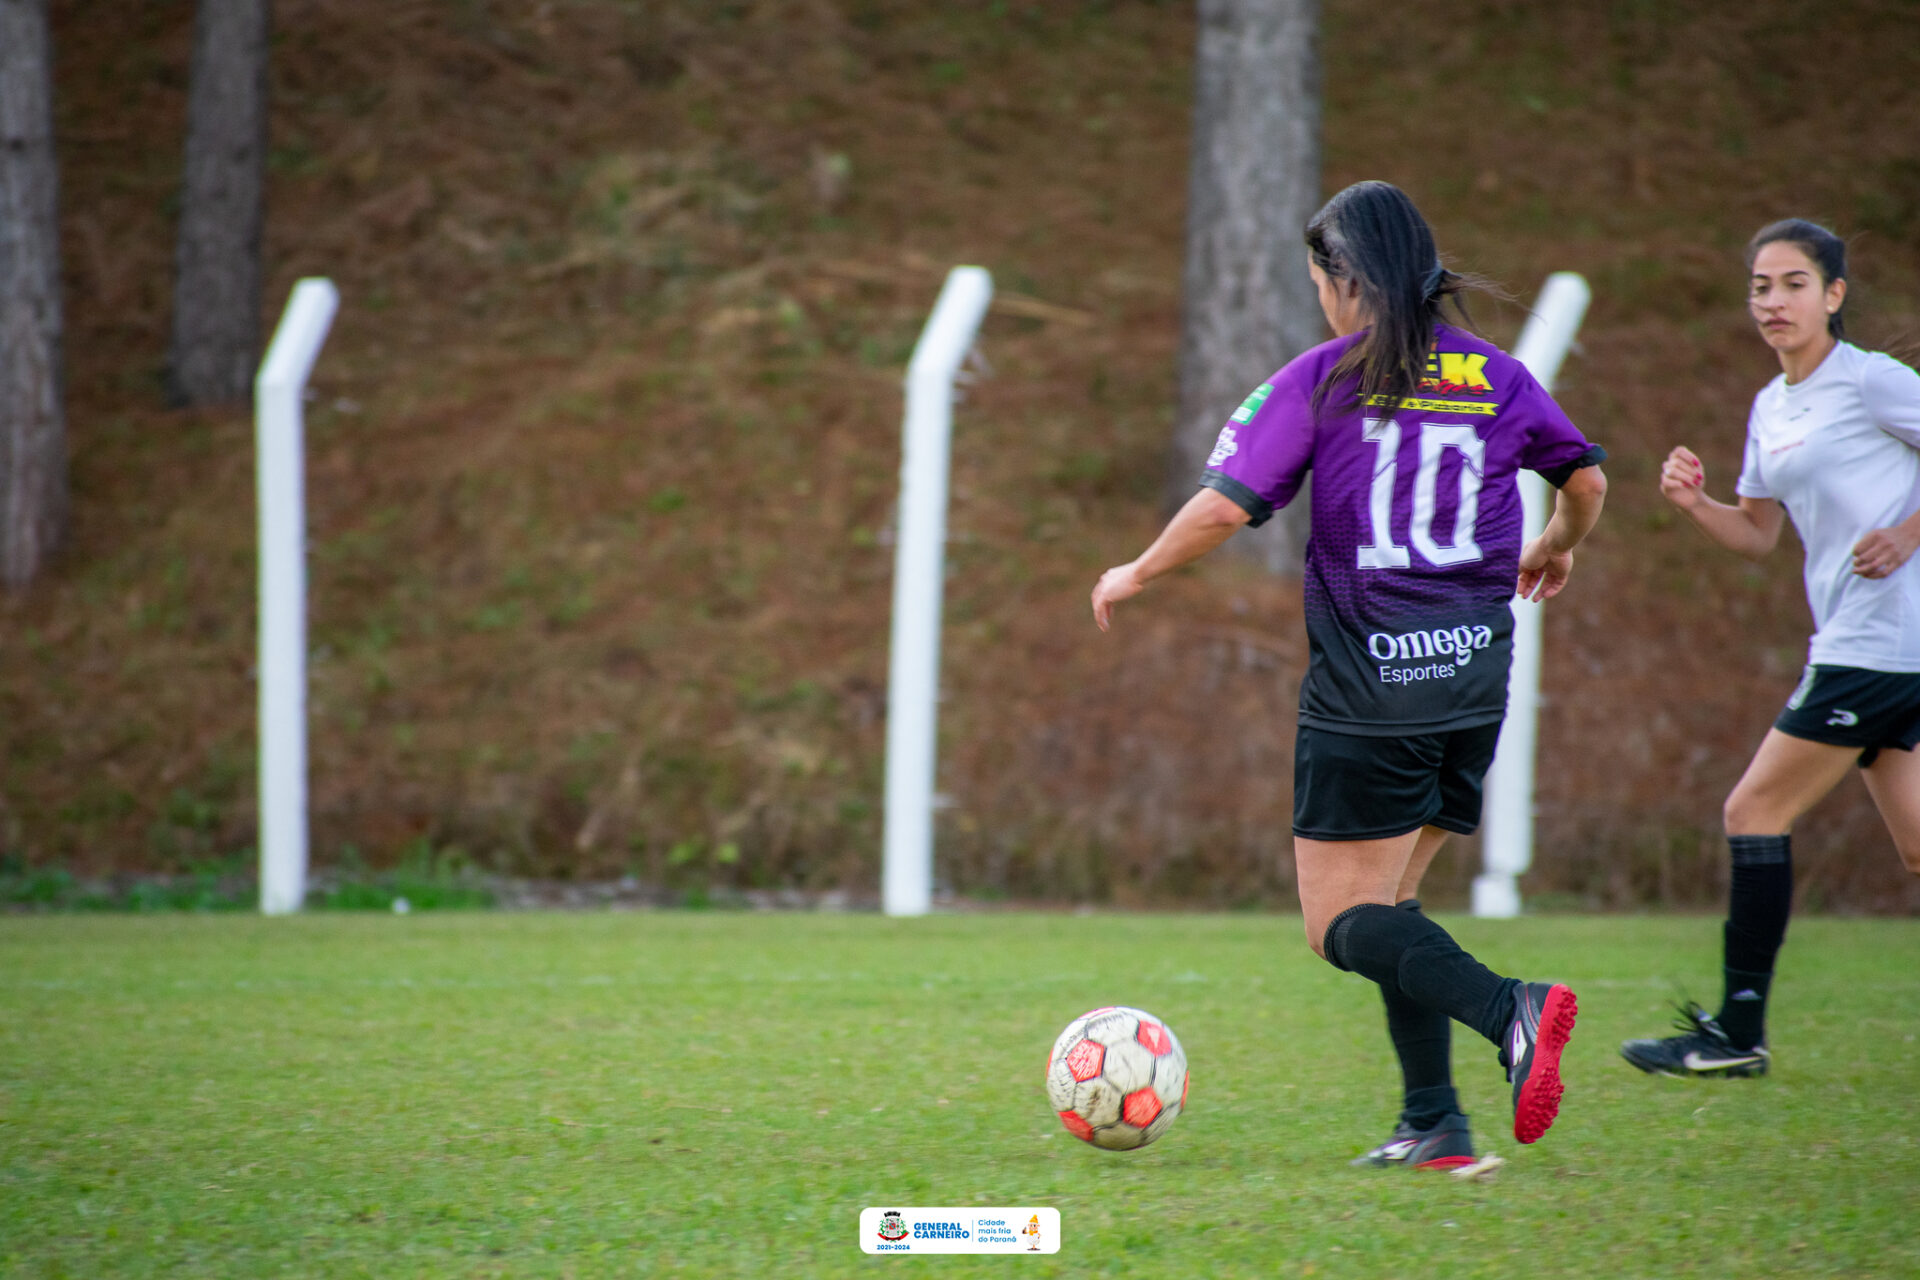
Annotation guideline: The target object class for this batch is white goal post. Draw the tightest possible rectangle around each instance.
[882,266,993,917]
[1474,271,1592,918]
[256,278,339,915]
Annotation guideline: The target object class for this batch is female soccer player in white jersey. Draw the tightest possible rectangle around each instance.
[1091,181,1609,1166]
[1621,220,1920,1079]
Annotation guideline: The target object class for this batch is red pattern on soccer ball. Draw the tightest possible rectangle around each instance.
[1181,1072,1190,1107]
[1064,1039,1105,1082]
[1122,1087,1162,1127]
[1058,1110,1095,1142]
[1135,1020,1172,1056]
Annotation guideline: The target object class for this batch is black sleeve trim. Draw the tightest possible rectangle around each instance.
[1199,471,1275,527]
[1535,443,1607,489]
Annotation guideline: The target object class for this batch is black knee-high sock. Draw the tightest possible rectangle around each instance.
[1718,834,1792,1050]
[1380,899,1458,1129]
[1325,902,1519,1048]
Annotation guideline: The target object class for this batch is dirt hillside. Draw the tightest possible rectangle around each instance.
[7,0,1919,910]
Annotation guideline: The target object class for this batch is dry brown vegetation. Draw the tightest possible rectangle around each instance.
[6,0,1919,910]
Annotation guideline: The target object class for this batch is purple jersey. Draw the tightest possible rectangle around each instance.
[1201,323,1602,734]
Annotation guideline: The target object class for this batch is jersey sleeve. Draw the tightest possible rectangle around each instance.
[1197,360,1316,527]
[1734,394,1772,499]
[1510,366,1605,487]
[1861,352,1920,450]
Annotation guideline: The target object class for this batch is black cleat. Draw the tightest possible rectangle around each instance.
[1350,1112,1477,1171]
[1505,981,1578,1144]
[1620,1003,1770,1078]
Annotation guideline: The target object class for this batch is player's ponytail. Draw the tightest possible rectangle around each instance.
[1747,219,1848,340]
[1304,181,1498,418]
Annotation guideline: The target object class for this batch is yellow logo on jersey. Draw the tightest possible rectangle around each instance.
[1420,351,1493,395]
[1365,394,1499,416]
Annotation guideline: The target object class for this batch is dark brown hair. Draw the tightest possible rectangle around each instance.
[1304,181,1499,416]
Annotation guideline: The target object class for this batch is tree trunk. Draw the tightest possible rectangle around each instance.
[168,0,270,407]
[1172,0,1321,574]
[0,0,68,589]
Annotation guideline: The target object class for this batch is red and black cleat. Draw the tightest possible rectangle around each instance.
[1350,1112,1478,1171]
[1506,981,1578,1144]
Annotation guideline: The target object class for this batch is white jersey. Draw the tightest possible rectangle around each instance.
[1736,341,1920,671]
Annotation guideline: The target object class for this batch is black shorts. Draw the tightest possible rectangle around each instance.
[1292,721,1504,842]
[1775,665,1920,768]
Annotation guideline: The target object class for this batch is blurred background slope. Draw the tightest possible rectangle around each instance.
[5,0,1918,910]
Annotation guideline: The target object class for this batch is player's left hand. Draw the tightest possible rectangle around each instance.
[1516,536,1573,602]
[1091,563,1147,631]
[1851,524,1920,579]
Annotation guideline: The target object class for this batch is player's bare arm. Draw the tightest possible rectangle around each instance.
[1657,445,1784,560]
[1090,488,1250,631]
[1517,465,1608,602]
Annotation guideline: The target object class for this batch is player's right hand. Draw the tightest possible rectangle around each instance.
[1517,536,1574,602]
[1090,563,1146,632]
[1658,446,1706,510]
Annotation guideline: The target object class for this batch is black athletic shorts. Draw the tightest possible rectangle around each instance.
[1292,720,1504,842]
[1775,664,1920,768]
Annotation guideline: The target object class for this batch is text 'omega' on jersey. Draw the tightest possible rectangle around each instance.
[1199,323,1603,735]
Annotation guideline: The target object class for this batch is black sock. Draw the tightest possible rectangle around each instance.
[1325,902,1519,1048]
[1717,834,1792,1050]
[1718,967,1774,1050]
[1380,900,1458,1127]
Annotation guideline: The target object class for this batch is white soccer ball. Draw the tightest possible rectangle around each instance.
[1045,1006,1188,1150]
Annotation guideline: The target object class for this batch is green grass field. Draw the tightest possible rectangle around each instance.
[3,912,1916,1278]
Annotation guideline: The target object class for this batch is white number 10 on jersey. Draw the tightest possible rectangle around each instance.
[1357,417,1486,570]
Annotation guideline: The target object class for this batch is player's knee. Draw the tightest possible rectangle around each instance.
[1895,836,1920,877]
[1721,790,1748,833]
[1722,788,1774,836]
[1303,916,1328,960]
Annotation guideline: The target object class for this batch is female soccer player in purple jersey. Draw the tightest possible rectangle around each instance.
[1621,221,1920,1080]
[1091,181,1609,1167]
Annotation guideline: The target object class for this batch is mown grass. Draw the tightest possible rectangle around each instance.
[2,913,1916,1278]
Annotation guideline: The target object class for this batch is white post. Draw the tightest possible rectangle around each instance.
[882,266,993,917]
[1474,272,1591,918]
[255,278,339,915]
